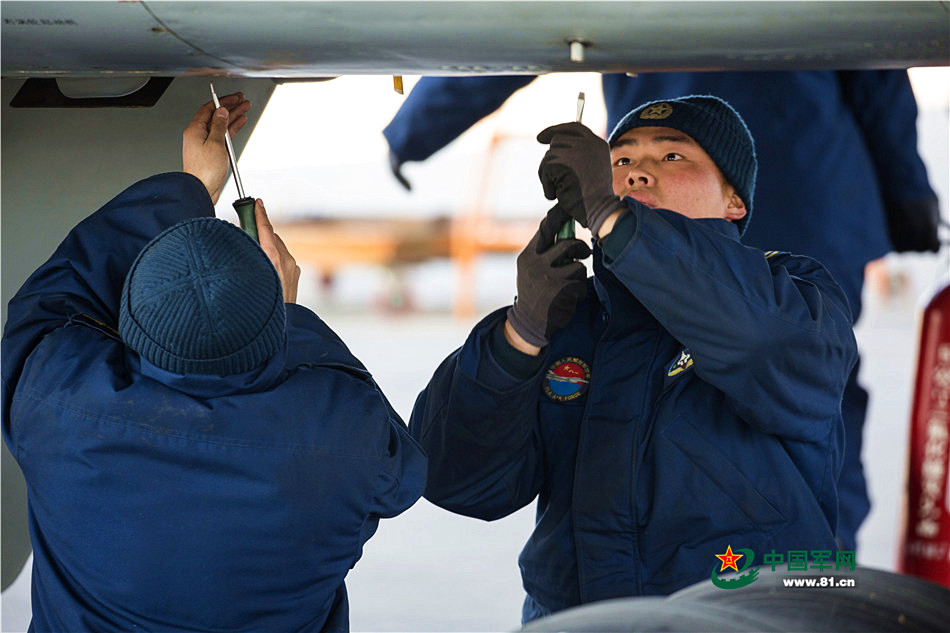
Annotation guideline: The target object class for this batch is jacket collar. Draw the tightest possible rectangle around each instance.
[129,342,290,398]
[126,309,372,398]
[592,216,739,314]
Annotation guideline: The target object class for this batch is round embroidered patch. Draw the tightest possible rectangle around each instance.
[543,357,591,402]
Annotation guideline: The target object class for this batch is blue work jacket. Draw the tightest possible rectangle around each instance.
[383,71,937,320]
[409,202,857,622]
[1,173,427,632]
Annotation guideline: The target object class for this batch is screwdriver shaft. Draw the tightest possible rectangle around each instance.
[556,91,586,242]
[210,83,246,199]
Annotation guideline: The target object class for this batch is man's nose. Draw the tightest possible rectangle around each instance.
[626,166,653,187]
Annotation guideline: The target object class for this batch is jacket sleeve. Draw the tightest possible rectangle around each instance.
[2,172,214,445]
[837,70,940,252]
[354,393,431,564]
[368,389,429,518]
[602,203,858,443]
[383,76,536,163]
[408,309,545,520]
[284,303,427,520]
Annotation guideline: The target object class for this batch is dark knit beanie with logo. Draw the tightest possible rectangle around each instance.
[607,95,757,235]
[119,217,285,376]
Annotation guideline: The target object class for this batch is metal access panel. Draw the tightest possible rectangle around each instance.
[2,1,948,78]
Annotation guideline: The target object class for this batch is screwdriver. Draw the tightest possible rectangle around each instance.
[210,82,258,242]
[556,91,585,242]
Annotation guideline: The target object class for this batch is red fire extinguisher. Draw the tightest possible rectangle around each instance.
[898,278,950,587]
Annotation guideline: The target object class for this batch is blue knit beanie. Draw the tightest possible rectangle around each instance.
[119,217,285,376]
[607,95,757,235]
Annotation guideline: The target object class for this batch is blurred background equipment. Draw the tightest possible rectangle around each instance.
[899,279,950,588]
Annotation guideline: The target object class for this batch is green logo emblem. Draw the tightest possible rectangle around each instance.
[711,545,760,589]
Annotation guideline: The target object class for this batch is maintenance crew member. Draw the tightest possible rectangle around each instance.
[408,96,858,623]
[385,71,942,551]
[1,94,426,632]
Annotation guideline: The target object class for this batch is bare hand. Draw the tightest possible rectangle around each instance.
[254,199,301,304]
[182,92,251,204]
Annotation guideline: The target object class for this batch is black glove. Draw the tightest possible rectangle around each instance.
[537,122,622,238]
[506,205,592,348]
[885,197,941,253]
[389,151,412,191]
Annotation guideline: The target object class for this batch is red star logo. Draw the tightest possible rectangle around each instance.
[715,545,743,573]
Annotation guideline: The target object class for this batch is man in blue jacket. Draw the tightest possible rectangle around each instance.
[409,96,857,623]
[1,94,426,632]
[386,71,942,551]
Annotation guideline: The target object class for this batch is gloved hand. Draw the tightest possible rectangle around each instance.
[506,204,592,348]
[537,122,622,238]
[885,197,941,253]
[389,151,412,191]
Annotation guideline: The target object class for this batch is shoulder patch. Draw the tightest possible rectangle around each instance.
[544,356,591,402]
[667,348,694,377]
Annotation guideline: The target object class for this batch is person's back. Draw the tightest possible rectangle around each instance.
[2,97,426,632]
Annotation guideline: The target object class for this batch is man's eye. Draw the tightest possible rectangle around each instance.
[664,153,683,161]
[615,157,631,166]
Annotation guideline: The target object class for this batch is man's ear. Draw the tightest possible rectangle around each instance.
[724,192,747,223]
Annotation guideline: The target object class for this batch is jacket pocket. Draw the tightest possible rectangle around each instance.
[662,414,788,534]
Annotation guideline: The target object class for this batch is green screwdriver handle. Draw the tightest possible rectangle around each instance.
[554,91,585,243]
[556,220,575,241]
[233,196,258,243]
